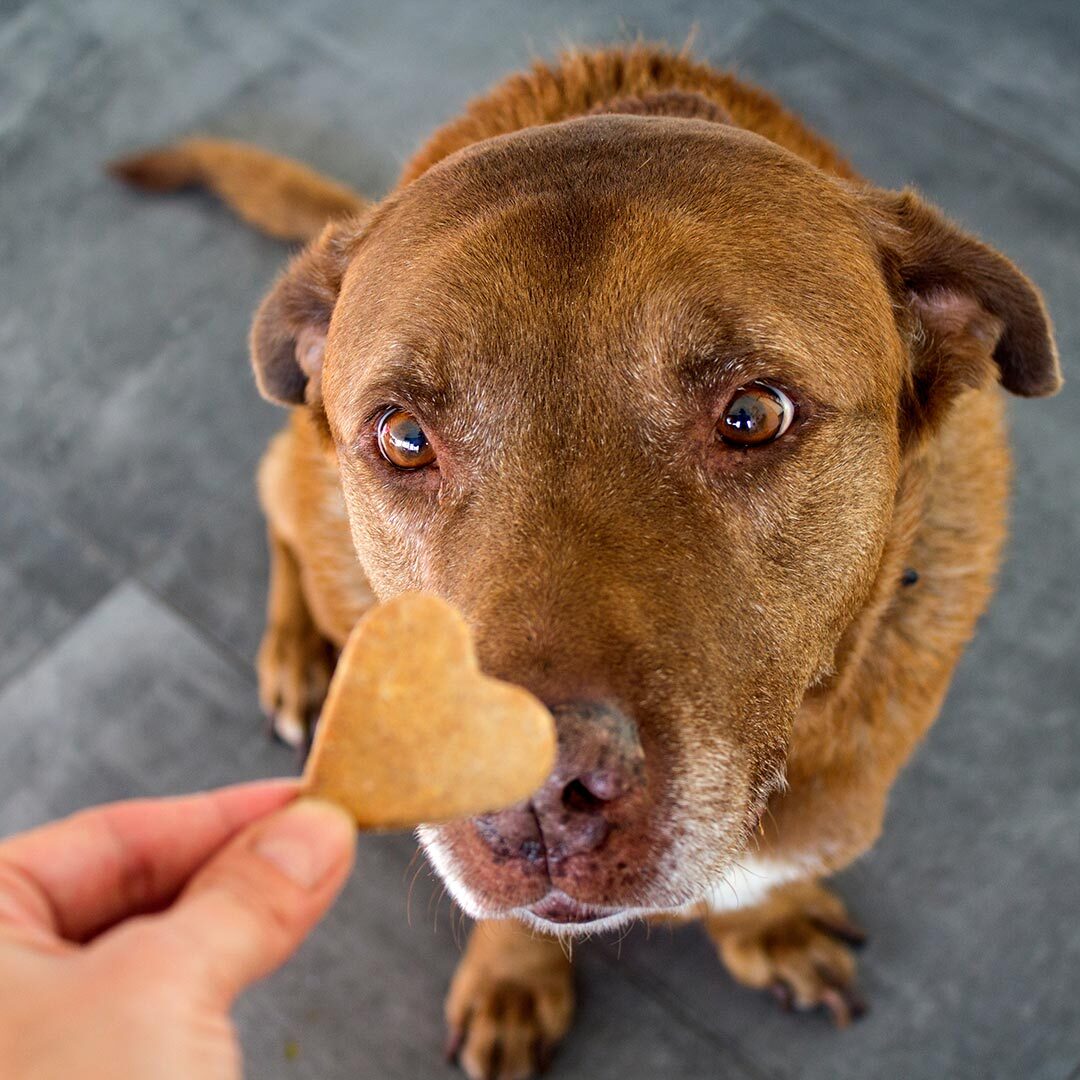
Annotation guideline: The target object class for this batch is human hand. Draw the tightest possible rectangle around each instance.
[0,781,356,1079]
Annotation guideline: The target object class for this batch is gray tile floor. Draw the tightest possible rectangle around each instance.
[1,2,1078,1077]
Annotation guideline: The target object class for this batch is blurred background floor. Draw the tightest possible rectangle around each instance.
[1,2,1078,1077]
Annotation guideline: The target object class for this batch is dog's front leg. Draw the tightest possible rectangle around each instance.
[704,880,867,1026]
[256,525,336,749]
[445,919,574,1080]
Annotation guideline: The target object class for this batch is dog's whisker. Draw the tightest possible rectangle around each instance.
[450,904,464,950]
[405,859,427,929]
[430,880,449,935]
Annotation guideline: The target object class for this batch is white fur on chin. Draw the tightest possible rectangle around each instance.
[418,826,816,939]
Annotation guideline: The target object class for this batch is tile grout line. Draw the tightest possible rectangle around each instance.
[132,573,260,686]
[0,458,262,698]
[0,577,131,700]
[0,575,259,707]
[763,2,1080,195]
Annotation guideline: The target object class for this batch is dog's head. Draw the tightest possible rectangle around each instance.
[251,112,1059,933]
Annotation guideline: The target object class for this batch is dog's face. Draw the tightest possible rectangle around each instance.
[252,115,1058,933]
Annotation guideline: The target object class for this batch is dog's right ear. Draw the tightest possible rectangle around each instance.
[851,186,1061,444]
[249,221,357,406]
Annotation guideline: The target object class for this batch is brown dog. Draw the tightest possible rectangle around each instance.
[114,44,1060,1080]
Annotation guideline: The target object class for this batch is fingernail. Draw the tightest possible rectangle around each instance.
[253,798,356,889]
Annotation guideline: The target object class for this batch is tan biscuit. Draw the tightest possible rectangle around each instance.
[303,592,556,830]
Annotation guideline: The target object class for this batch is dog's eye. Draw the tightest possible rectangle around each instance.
[718,383,795,447]
[376,408,436,469]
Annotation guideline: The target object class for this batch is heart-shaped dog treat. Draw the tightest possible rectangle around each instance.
[302,593,556,830]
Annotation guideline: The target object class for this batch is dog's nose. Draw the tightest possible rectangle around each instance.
[474,700,646,865]
[536,700,646,860]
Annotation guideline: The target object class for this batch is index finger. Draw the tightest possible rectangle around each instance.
[0,779,299,942]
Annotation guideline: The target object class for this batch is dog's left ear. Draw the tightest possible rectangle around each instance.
[858,187,1061,438]
[249,219,360,407]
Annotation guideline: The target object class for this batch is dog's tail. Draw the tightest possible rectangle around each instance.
[108,137,367,242]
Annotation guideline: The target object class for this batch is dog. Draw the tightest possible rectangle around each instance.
[112,43,1061,1080]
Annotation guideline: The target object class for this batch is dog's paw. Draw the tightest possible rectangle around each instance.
[256,618,335,750]
[708,880,867,1027]
[445,926,574,1080]
[445,974,572,1080]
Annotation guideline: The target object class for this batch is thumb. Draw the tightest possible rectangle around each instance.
[143,796,356,1005]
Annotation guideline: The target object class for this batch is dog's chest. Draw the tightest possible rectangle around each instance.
[703,857,809,912]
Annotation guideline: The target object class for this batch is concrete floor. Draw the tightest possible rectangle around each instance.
[1,2,1078,1077]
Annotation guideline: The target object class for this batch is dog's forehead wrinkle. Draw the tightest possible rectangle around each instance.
[406,113,838,229]
[371,145,867,287]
